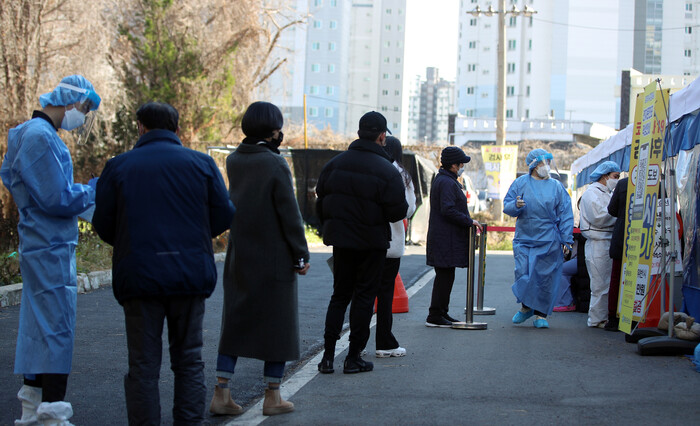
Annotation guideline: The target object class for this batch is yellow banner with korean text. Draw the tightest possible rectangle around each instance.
[618,83,669,334]
[481,145,518,200]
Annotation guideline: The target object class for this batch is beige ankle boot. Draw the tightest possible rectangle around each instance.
[209,385,243,416]
[262,388,294,416]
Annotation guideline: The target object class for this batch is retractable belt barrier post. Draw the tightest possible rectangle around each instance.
[452,225,487,330]
[474,224,496,315]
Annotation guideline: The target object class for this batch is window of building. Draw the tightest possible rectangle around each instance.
[526,86,530,96]
[309,107,318,117]
[314,0,322,6]
[397,25,403,31]
[382,89,389,95]
[311,64,320,72]
[469,41,476,49]
[385,41,391,48]
[328,42,336,51]
[686,3,692,11]
[381,106,388,112]
[394,106,399,112]
[328,64,336,73]
[467,87,474,94]
[385,25,391,31]
[383,73,390,79]
[398,9,403,14]
[312,42,320,50]
[396,57,401,63]
[509,16,516,27]
[506,109,513,118]
[528,39,532,50]
[386,8,392,14]
[395,74,401,79]
[396,41,402,48]
[507,86,515,96]
[508,40,516,50]
[310,85,319,94]
[527,62,531,73]
[685,49,692,57]
[686,26,693,34]
[529,16,533,27]
[507,62,515,73]
[468,64,476,72]
[384,57,390,63]
[394,90,400,96]
[525,109,530,118]
[327,87,335,95]
[329,20,337,29]
[325,107,333,118]
[313,20,322,29]
[470,19,477,26]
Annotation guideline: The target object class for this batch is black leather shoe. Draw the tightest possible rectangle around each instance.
[443,313,459,323]
[604,317,620,332]
[343,356,373,374]
[317,358,334,374]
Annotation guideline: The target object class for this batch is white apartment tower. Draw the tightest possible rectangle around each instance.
[257,0,407,138]
[407,67,455,143]
[456,0,700,129]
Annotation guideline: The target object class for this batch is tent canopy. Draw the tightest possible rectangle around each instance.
[572,76,700,188]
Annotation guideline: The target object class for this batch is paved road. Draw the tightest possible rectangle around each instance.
[0,246,429,425]
[2,247,699,425]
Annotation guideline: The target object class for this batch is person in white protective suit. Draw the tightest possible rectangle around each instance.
[504,149,574,329]
[0,75,101,426]
[579,160,621,328]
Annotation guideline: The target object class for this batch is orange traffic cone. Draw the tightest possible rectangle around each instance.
[391,273,409,313]
[373,273,410,313]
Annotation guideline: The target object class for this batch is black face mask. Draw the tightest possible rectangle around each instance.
[270,131,284,148]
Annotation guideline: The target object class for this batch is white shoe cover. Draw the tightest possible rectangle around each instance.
[36,401,74,426]
[15,385,42,426]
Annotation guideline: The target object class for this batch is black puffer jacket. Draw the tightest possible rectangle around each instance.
[608,177,628,259]
[316,138,408,250]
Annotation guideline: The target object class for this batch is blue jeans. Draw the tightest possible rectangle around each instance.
[216,354,285,384]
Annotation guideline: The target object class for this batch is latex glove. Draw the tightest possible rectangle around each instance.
[516,196,526,208]
[88,177,99,190]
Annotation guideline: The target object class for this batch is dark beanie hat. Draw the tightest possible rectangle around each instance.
[440,146,471,165]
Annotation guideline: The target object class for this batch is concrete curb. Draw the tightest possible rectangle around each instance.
[0,252,227,308]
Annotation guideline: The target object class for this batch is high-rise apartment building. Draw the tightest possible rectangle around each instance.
[256,0,407,138]
[456,0,700,129]
[406,67,455,143]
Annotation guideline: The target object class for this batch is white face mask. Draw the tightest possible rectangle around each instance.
[536,164,550,179]
[457,166,465,176]
[61,106,86,131]
[606,177,619,191]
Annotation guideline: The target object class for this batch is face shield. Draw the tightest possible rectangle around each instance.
[528,152,563,180]
[56,82,101,144]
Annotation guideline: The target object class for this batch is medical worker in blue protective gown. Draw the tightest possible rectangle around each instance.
[503,148,574,329]
[0,75,101,425]
[579,160,621,328]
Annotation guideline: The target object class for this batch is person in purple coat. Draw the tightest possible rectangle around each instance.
[425,146,482,327]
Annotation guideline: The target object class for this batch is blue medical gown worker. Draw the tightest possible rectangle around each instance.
[0,75,100,375]
[503,150,574,316]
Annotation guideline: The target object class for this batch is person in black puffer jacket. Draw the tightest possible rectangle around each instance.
[316,111,408,375]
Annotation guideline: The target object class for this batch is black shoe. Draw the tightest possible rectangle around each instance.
[343,356,373,374]
[318,358,334,374]
[425,316,452,328]
[443,313,459,323]
[604,317,620,332]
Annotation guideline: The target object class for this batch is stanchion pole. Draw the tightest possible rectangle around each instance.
[453,225,487,330]
[474,224,496,315]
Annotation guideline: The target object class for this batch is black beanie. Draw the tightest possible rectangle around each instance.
[440,146,471,166]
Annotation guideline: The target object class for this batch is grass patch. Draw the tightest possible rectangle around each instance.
[305,225,323,245]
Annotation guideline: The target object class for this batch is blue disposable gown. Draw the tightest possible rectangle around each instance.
[503,175,574,315]
[0,116,95,375]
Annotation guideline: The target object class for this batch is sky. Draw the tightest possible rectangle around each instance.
[403,0,460,82]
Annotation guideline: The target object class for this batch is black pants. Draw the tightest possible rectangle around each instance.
[323,248,386,358]
[123,296,206,426]
[522,304,547,318]
[428,267,457,318]
[24,374,68,402]
[376,257,401,350]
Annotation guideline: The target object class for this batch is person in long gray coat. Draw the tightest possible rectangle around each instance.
[210,102,310,417]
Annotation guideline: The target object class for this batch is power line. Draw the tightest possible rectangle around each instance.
[305,94,403,113]
[533,16,700,32]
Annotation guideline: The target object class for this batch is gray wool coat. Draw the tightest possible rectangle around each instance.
[218,143,309,361]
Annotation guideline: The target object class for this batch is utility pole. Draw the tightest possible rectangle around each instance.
[468,2,536,220]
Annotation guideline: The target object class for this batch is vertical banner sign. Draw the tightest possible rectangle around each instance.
[619,84,668,334]
[481,145,518,200]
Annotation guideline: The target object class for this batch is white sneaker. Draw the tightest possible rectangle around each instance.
[375,347,406,358]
